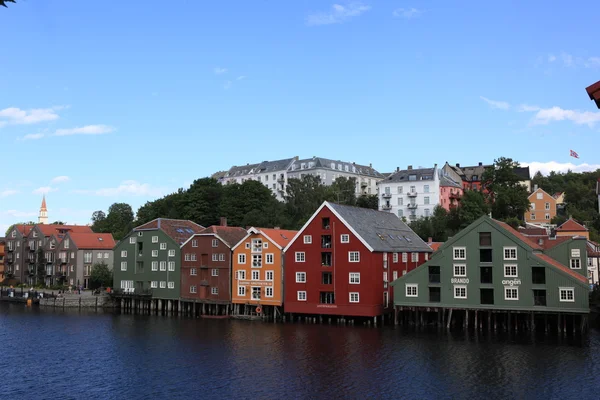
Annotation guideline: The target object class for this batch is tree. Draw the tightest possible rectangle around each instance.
[181,178,224,226]
[36,248,46,287]
[285,175,330,229]
[219,180,282,228]
[327,177,357,206]
[91,210,108,232]
[90,262,112,290]
[0,1,16,8]
[356,194,379,210]
[448,190,489,231]
[482,157,530,220]
[51,221,65,225]
[104,203,134,241]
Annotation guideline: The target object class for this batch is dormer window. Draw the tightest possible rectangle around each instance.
[408,175,416,181]
[251,239,263,253]
[472,175,478,181]
[32,231,37,238]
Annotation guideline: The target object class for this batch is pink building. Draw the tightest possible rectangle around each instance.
[439,176,463,211]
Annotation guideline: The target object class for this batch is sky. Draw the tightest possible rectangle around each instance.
[1,0,600,233]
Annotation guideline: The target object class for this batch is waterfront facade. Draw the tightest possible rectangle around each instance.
[284,202,432,319]
[113,218,204,299]
[525,187,557,225]
[180,220,247,308]
[231,227,297,316]
[391,216,589,315]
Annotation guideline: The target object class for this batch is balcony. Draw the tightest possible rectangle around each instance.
[321,252,332,267]
[7,247,14,252]
[382,204,392,211]
[382,192,392,199]
[407,203,418,209]
[449,192,461,200]
[277,175,285,182]
[321,235,332,249]
[360,181,367,188]
[407,191,417,197]
[408,214,417,220]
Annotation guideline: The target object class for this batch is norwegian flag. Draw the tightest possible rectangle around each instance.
[570,149,579,159]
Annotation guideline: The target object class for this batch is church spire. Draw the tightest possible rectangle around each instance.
[38,195,48,224]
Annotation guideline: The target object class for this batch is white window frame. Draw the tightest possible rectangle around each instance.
[503,247,517,260]
[340,234,350,243]
[238,254,246,264]
[192,240,198,248]
[265,270,274,281]
[212,254,218,262]
[160,243,167,250]
[160,281,166,289]
[349,272,360,284]
[411,252,418,262]
[405,284,418,297]
[349,251,360,263]
[238,286,246,296]
[129,237,136,244]
[121,250,127,257]
[168,281,175,289]
[570,258,581,269]
[151,261,158,271]
[454,285,467,299]
[559,287,575,302]
[190,268,197,276]
[151,281,158,288]
[120,261,127,271]
[349,292,359,303]
[296,272,306,283]
[504,264,518,277]
[190,285,197,293]
[297,291,307,301]
[212,268,219,277]
[211,287,219,295]
[453,247,466,260]
[402,252,407,262]
[168,261,175,271]
[160,261,166,271]
[504,287,519,301]
[168,249,175,257]
[303,235,312,244]
[453,264,466,277]
[295,252,305,263]
[251,270,259,280]
[265,253,274,264]
[393,253,398,263]
[152,236,158,243]
[219,253,225,261]
[265,287,274,298]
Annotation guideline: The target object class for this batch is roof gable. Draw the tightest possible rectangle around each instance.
[528,188,555,201]
[232,227,297,251]
[556,219,588,232]
[182,226,248,248]
[134,218,205,245]
[68,232,116,250]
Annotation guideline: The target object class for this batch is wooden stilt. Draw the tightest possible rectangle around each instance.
[446,309,453,329]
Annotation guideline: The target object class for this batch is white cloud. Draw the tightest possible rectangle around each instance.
[480,96,510,110]
[561,52,575,67]
[0,189,18,198]
[523,161,600,176]
[0,106,64,126]
[73,180,168,197]
[544,52,600,68]
[20,133,46,140]
[392,8,422,18]
[51,176,70,184]
[517,104,540,112]
[529,106,600,127]
[307,2,371,26]
[548,54,556,62]
[214,67,227,75]
[236,76,246,80]
[54,125,115,136]
[223,81,232,90]
[32,186,57,195]
[0,210,37,219]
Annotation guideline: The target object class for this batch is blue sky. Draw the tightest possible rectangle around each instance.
[1,0,599,232]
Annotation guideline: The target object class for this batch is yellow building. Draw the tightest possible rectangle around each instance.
[525,188,556,224]
[555,219,590,240]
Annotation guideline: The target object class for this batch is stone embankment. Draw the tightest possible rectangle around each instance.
[38,295,116,309]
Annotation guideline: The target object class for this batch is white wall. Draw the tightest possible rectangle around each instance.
[378,170,440,221]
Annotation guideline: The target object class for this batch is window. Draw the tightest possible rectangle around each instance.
[303,235,312,244]
[129,237,136,244]
[503,247,517,260]
[238,270,246,280]
[251,287,261,300]
[411,253,418,262]
[71,265,75,272]
[168,250,175,257]
[191,254,197,261]
[296,272,306,283]
[219,253,225,261]
[297,291,307,301]
[349,251,360,262]
[349,292,359,303]
[138,232,143,237]
[393,253,398,263]
[536,192,543,200]
[192,240,198,247]
[97,253,102,259]
[212,254,218,261]
[160,261,166,271]
[406,284,418,297]
[211,287,219,295]
[238,286,246,296]
[190,285,197,293]
[397,198,403,206]
[402,252,407,262]
[168,281,175,289]
[265,287,273,297]
[152,250,158,257]
[121,250,127,257]
[151,281,158,288]
[211,239,219,248]
[160,281,166,288]
[393,271,398,280]
[160,243,167,250]
[559,287,575,302]
[454,285,467,299]
[570,258,581,269]
[104,252,109,259]
[251,239,263,252]
[295,252,305,262]
[121,261,127,271]
[453,264,466,277]
[530,213,536,220]
[152,236,158,243]
[265,254,274,264]
[185,254,191,261]
[340,234,350,243]
[571,249,581,257]
[505,287,518,300]
[190,268,197,276]
[424,196,430,205]
[84,252,93,263]
[168,262,175,271]
[545,202,550,210]
[252,254,262,267]
[504,264,518,277]
[238,254,246,264]
[545,213,550,220]
[212,269,219,276]
[245,242,250,249]
[531,203,536,210]
[480,248,492,263]
[424,208,430,217]
[266,271,274,281]
[453,247,466,260]
[152,261,158,271]
[349,272,360,284]
[479,232,491,246]
[424,185,430,193]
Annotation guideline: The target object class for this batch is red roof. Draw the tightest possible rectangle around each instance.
[257,228,298,248]
[135,218,204,245]
[518,227,547,236]
[197,226,248,248]
[493,220,543,250]
[15,225,35,236]
[428,242,443,251]
[68,232,115,249]
[556,219,588,232]
[586,80,600,109]
[534,253,588,284]
[37,224,93,238]
[539,236,571,250]
[40,195,47,211]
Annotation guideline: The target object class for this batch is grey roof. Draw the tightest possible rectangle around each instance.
[225,163,260,178]
[383,167,435,183]
[439,175,462,188]
[460,164,492,181]
[291,157,383,178]
[255,158,296,173]
[514,166,531,181]
[328,202,432,253]
[211,171,227,180]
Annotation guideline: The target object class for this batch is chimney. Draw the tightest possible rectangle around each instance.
[369,163,372,168]
[456,163,460,168]
[274,226,280,230]
[396,167,399,172]
[407,165,413,170]
[478,162,482,166]
[534,184,538,191]
[427,237,432,243]
[220,217,227,227]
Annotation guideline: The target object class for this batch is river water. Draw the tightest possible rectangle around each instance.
[1,303,599,399]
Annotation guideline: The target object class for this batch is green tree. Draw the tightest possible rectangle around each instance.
[219,180,282,228]
[448,190,489,231]
[356,194,379,210]
[285,175,330,229]
[36,248,46,287]
[431,205,450,241]
[409,217,434,242]
[181,178,224,226]
[51,221,65,225]
[90,262,113,289]
[91,210,108,232]
[482,157,529,220]
[327,177,357,206]
[104,203,134,241]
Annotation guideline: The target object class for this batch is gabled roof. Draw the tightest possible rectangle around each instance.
[134,218,205,245]
[439,175,462,188]
[518,227,547,236]
[256,158,296,173]
[556,219,588,232]
[35,224,93,241]
[553,192,564,198]
[13,224,35,236]
[586,80,600,109]
[232,227,298,251]
[527,188,555,201]
[383,166,436,183]
[492,219,543,250]
[291,157,383,178]
[534,253,588,284]
[514,166,531,181]
[68,232,116,250]
[286,201,432,253]
[191,226,248,248]
[428,242,443,252]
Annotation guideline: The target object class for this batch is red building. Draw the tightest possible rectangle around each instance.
[180,219,247,316]
[283,201,432,323]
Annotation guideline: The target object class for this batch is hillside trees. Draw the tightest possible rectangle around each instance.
[482,157,529,221]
